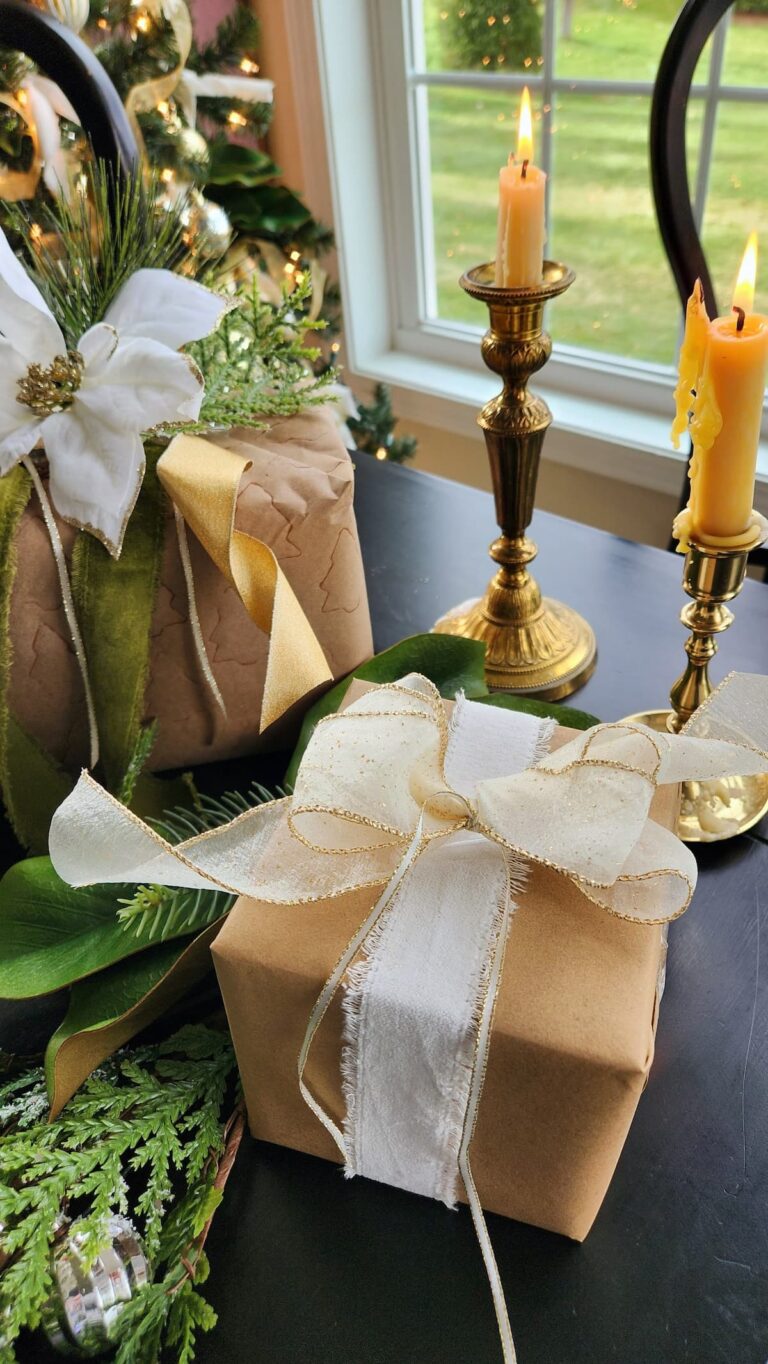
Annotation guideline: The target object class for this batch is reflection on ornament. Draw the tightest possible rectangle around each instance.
[39,0,90,32]
[43,1215,150,1357]
[173,125,210,180]
[129,3,154,37]
[182,191,232,259]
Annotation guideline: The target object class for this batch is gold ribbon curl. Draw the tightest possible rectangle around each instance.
[124,0,193,145]
[157,433,333,733]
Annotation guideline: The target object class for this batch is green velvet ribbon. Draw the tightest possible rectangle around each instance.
[0,449,178,852]
[71,446,167,796]
[0,467,72,851]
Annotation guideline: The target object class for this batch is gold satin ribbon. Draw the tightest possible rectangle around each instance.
[157,433,333,733]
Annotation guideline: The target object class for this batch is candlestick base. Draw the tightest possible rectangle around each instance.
[622,515,768,842]
[621,707,768,842]
[433,586,596,700]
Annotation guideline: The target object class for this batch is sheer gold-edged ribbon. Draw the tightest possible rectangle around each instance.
[157,433,332,733]
[124,0,192,142]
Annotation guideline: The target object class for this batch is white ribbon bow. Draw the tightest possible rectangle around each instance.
[49,669,768,1363]
[176,71,274,129]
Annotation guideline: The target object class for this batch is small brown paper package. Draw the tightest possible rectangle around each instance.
[212,683,680,1242]
[8,408,372,771]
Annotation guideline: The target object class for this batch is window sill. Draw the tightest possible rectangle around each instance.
[347,347,768,516]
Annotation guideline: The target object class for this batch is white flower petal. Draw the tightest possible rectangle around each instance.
[79,336,204,428]
[24,74,78,125]
[44,407,145,557]
[0,337,46,470]
[78,323,119,370]
[103,270,229,350]
[0,227,64,361]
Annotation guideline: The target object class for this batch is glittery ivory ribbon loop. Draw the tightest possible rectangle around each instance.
[48,670,768,1364]
[156,433,333,733]
[50,668,768,913]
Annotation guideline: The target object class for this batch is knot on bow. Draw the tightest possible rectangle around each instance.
[283,672,768,926]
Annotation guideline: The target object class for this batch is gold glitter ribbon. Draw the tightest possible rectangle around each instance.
[157,433,332,733]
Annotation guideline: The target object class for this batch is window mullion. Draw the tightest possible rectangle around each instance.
[541,0,556,211]
[693,12,730,233]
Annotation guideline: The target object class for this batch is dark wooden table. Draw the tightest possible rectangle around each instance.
[9,455,768,1363]
[198,457,768,1364]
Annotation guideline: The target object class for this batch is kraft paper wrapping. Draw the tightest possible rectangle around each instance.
[212,688,680,1242]
[7,408,373,771]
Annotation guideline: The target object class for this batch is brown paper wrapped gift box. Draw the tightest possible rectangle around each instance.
[212,685,680,1241]
[8,407,373,771]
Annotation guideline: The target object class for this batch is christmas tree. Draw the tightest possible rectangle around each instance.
[0,0,415,461]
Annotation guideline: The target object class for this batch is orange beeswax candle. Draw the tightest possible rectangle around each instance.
[673,234,768,547]
[494,86,546,289]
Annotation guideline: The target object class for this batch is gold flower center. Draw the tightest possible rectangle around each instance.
[17,351,84,415]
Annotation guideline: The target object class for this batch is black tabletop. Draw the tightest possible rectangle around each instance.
[9,455,768,1364]
[198,456,768,1364]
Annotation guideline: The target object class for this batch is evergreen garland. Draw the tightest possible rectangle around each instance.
[0,1025,239,1362]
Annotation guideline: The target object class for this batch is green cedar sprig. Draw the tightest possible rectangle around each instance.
[0,1025,237,1362]
[178,274,334,434]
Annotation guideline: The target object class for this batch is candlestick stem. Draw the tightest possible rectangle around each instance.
[433,261,596,700]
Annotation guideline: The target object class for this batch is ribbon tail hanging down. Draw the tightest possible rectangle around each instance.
[157,433,333,733]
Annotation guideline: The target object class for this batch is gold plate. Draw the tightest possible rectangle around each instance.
[622,708,768,843]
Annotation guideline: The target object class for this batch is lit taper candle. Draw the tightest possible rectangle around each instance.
[672,232,768,547]
[494,86,546,289]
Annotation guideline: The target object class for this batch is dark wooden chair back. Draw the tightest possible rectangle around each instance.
[0,0,138,176]
[650,0,768,573]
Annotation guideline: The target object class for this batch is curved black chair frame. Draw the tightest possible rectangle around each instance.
[651,0,767,572]
[0,0,138,176]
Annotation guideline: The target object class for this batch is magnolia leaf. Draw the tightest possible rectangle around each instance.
[0,857,209,999]
[45,923,222,1117]
[211,183,313,236]
[285,635,488,785]
[476,693,599,731]
[207,143,279,186]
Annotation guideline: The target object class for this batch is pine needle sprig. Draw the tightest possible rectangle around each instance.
[117,782,286,942]
[0,1027,238,1360]
[5,166,191,349]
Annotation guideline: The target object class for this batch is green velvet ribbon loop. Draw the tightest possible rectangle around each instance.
[71,444,167,795]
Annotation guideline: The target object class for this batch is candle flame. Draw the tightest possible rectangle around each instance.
[733,231,758,316]
[516,86,533,165]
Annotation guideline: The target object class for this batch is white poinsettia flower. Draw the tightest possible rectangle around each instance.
[0,230,228,556]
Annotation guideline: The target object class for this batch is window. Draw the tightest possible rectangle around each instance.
[313,0,768,492]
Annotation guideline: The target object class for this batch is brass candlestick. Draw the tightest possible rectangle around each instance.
[433,261,596,699]
[625,517,768,842]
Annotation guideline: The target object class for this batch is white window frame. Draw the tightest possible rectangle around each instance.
[312,0,768,510]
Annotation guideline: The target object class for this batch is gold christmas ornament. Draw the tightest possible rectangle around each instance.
[173,124,210,179]
[182,192,232,258]
[36,0,90,33]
